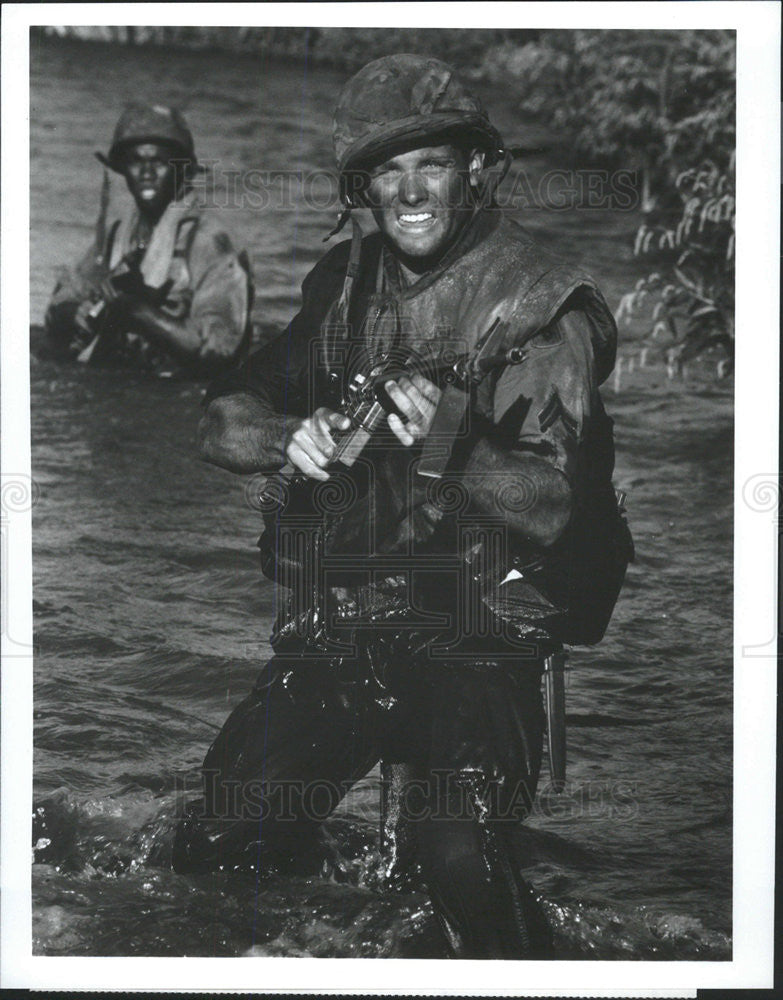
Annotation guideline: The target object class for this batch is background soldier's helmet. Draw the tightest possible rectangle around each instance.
[333,53,505,180]
[98,103,197,173]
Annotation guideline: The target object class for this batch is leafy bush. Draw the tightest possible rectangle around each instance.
[484,29,736,376]
[617,157,734,376]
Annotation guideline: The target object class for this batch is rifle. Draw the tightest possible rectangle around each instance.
[77,247,173,364]
[256,318,526,582]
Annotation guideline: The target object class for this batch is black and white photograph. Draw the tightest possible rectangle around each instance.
[1,2,778,994]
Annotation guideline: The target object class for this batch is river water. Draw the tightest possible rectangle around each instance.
[30,36,733,959]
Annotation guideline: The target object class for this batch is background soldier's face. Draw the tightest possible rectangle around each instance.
[365,143,483,265]
[121,141,181,218]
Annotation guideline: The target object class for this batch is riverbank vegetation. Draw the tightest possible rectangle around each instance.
[479,29,735,376]
[34,26,537,69]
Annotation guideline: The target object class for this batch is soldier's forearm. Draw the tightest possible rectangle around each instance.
[462,437,572,548]
[198,394,290,474]
[123,300,203,362]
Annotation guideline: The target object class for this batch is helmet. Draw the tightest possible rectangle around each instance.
[98,103,197,173]
[333,54,505,178]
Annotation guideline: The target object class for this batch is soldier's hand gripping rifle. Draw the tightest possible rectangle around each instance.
[258,317,525,497]
[256,317,526,580]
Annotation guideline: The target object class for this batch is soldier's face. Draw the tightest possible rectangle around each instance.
[365,144,483,267]
[122,142,180,218]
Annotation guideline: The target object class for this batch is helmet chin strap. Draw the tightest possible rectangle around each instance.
[473,147,512,207]
[325,173,361,241]
[324,203,354,241]
[330,213,365,324]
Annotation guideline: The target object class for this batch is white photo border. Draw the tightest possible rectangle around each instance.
[2,1,778,993]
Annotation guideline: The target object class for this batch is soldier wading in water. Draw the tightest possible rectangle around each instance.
[173,55,632,958]
[43,103,251,376]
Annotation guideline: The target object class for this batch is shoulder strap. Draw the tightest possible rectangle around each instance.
[236,248,255,371]
[104,219,121,268]
[173,216,200,260]
[334,216,364,325]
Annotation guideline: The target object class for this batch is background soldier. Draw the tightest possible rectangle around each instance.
[173,55,631,958]
[43,103,251,375]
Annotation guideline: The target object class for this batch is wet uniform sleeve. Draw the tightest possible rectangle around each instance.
[491,309,596,485]
[202,247,348,418]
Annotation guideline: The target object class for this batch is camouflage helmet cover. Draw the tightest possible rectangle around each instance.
[98,103,197,173]
[333,54,505,177]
